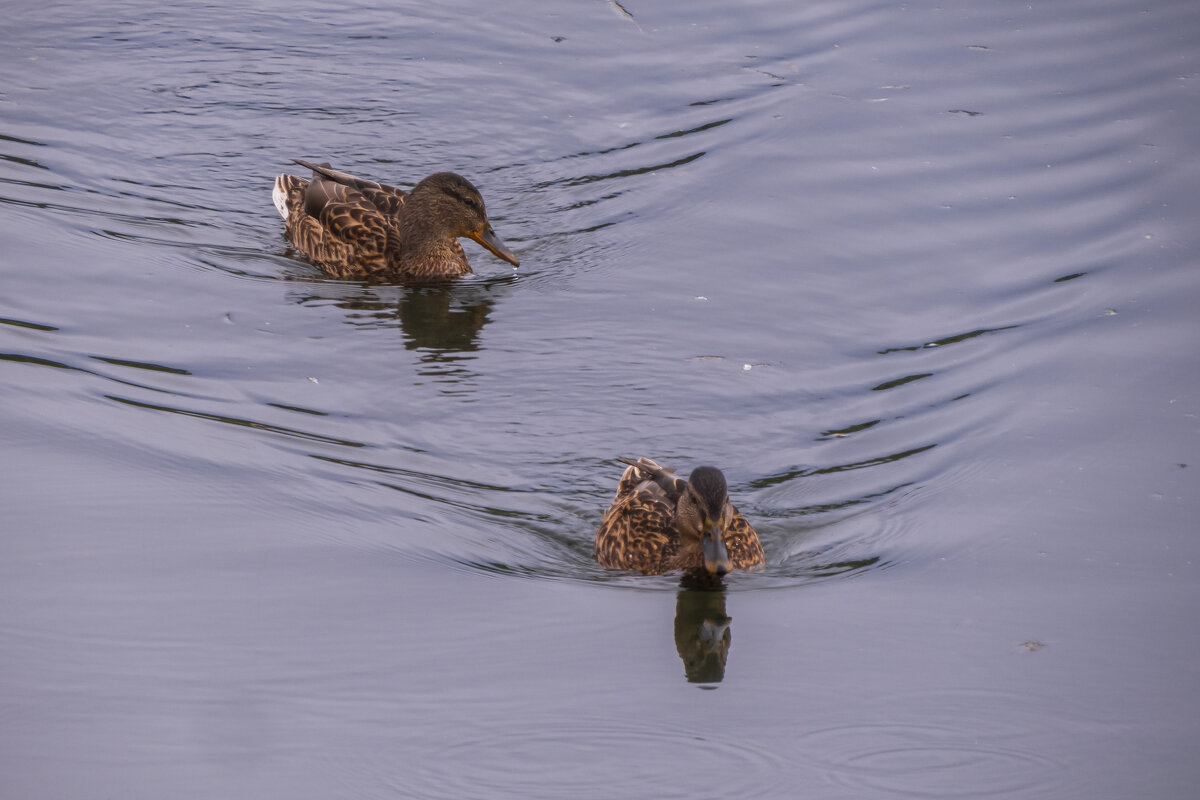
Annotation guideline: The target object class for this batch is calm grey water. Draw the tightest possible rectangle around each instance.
[2,0,1198,797]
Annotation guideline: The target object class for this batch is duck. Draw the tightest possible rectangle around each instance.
[272,160,519,281]
[595,457,765,579]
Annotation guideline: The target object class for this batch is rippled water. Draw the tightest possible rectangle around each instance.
[3,0,1198,798]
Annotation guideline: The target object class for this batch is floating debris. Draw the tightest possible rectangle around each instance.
[609,0,643,32]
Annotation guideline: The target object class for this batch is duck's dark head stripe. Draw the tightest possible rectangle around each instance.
[424,173,484,211]
[443,187,476,208]
[442,187,481,212]
[688,466,728,517]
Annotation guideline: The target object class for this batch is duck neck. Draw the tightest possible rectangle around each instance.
[392,213,471,277]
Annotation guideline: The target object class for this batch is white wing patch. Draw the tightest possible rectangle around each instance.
[271,177,289,220]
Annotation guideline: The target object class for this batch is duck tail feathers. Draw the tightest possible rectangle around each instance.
[271,175,290,220]
[292,159,384,192]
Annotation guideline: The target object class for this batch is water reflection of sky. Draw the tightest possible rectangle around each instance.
[1,0,1198,797]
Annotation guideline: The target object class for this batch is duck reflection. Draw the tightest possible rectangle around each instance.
[284,280,507,396]
[291,282,499,349]
[393,284,495,353]
[674,582,733,684]
[287,279,510,389]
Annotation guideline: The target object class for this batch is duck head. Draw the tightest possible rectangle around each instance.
[674,466,733,577]
[409,172,519,266]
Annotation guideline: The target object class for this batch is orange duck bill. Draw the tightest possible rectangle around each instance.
[469,224,519,267]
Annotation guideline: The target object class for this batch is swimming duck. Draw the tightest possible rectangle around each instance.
[595,457,765,578]
[272,160,519,281]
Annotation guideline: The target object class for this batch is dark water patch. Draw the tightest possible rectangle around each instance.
[0,185,69,205]
[0,317,58,332]
[2,351,188,397]
[756,477,916,519]
[264,402,328,417]
[0,136,49,174]
[195,249,302,281]
[871,372,934,392]
[877,325,1020,355]
[89,356,190,375]
[818,419,880,440]
[0,132,46,148]
[753,445,937,484]
[654,118,734,140]
[543,141,642,165]
[103,394,369,449]
[559,150,707,187]
[1,352,77,371]
[0,174,62,192]
[795,553,883,580]
[313,455,531,508]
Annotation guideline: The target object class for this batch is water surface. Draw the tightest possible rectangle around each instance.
[2,1,1199,797]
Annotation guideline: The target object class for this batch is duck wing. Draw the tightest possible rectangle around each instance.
[615,456,685,501]
[317,184,390,253]
[595,459,682,574]
[279,178,390,277]
[293,159,384,191]
[724,505,765,569]
[294,159,407,217]
[595,480,678,574]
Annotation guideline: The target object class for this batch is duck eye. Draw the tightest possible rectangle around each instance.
[443,187,481,211]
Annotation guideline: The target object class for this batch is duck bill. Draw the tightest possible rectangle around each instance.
[702,525,731,577]
[469,224,519,267]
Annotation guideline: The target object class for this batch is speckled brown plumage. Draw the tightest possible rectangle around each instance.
[272,160,518,282]
[595,457,765,577]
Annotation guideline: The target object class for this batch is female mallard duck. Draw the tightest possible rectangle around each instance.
[272,160,519,281]
[595,457,765,578]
